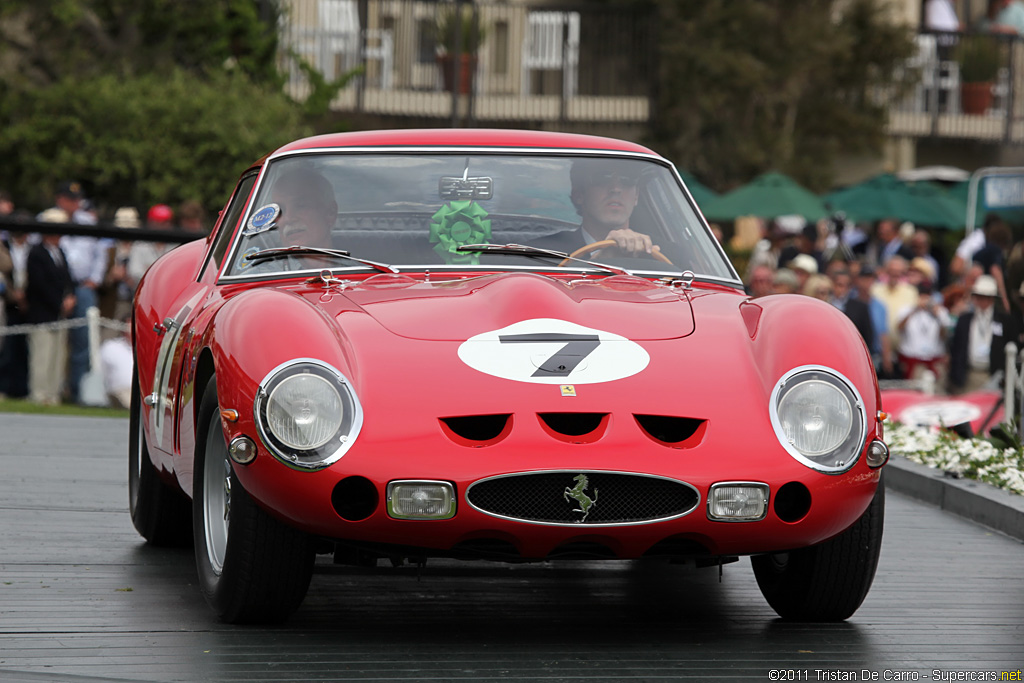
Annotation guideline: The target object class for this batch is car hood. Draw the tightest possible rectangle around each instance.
[333,272,695,342]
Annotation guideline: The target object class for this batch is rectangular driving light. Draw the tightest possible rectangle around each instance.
[707,482,769,521]
[387,480,456,520]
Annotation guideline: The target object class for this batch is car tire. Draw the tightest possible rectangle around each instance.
[129,363,192,546]
[192,376,315,624]
[751,474,885,622]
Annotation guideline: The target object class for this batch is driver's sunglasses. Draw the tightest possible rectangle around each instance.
[590,173,639,188]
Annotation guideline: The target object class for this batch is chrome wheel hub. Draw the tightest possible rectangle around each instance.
[203,421,231,575]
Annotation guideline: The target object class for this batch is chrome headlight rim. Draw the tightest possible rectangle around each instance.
[769,365,866,474]
[254,359,363,471]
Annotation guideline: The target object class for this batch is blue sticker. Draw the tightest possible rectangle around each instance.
[238,246,261,270]
[244,203,280,235]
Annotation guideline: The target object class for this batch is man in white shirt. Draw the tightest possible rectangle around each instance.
[924,0,960,32]
[896,282,950,381]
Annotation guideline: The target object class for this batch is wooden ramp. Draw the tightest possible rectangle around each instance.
[1,414,1022,681]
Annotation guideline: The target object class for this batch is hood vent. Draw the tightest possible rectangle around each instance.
[440,414,512,446]
[538,412,609,443]
[634,414,706,448]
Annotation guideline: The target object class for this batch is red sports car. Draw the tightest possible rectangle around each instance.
[130,129,888,623]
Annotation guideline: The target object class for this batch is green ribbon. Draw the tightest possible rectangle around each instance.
[429,200,492,265]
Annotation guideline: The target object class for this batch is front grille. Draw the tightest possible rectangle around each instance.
[467,471,699,525]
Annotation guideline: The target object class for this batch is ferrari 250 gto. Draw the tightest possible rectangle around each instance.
[130,129,888,623]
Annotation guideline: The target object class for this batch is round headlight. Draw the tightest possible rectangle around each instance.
[770,367,865,473]
[254,360,362,470]
[266,373,344,450]
[777,379,853,456]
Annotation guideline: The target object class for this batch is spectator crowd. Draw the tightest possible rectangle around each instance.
[1,177,1021,409]
[744,212,1024,395]
[0,182,206,408]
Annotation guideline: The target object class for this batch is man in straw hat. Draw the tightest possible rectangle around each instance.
[948,274,1017,394]
[25,208,76,405]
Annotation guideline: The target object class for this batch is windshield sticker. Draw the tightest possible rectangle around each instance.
[237,246,261,270]
[458,319,649,384]
[243,203,280,235]
[429,200,492,265]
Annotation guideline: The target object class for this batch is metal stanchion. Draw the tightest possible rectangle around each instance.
[1005,341,1017,427]
[80,307,107,406]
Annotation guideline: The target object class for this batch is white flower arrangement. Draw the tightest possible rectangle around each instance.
[886,421,1024,496]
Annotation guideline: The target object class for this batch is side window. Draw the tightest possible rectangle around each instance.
[201,173,258,279]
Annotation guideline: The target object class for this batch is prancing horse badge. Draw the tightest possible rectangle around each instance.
[563,474,598,523]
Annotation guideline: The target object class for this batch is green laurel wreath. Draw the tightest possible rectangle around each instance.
[429,200,492,265]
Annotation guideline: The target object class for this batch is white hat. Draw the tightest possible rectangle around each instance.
[972,274,998,298]
[37,207,68,224]
[774,215,806,234]
[113,207,140,229]
[789,253,819,274]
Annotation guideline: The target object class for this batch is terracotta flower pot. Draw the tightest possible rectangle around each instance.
[961,82,994,115]
[437,54,478,94]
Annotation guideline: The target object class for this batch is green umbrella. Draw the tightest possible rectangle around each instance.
[701,172,829,222]
[948,179,1024,228]
[823,173,965,229]
[678,171,718,209]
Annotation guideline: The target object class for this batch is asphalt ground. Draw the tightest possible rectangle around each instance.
[0,414,1022,682]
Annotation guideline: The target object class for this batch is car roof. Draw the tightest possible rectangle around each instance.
[272,129,661,157]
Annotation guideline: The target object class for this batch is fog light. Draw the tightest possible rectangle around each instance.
[228,435,258,465]
[707,482,769,521]
[866,439,889,468]
[387,481,456,520]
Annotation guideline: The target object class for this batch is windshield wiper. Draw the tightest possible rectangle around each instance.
[456,243,631,276]
[245,246,399,274]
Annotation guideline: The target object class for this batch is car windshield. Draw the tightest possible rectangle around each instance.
[221,152,736,282]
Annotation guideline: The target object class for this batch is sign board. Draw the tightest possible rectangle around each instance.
[984,175,1024,209]
[966,167,1024,231]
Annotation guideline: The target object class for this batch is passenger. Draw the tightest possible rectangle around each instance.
[270,167,338,249]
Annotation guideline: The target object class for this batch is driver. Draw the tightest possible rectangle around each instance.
[270,167,338,248]
[534,158,655,256]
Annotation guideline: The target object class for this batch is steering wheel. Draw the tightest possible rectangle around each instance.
[559,239,675,267]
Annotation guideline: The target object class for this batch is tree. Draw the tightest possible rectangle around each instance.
[0,0,355,212]
[0,69,310,211]
[649,0,916,193]
[0,0,283,86]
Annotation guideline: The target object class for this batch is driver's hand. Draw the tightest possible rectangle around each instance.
[606,228,654,255]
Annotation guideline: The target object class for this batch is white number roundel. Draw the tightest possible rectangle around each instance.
[899,401,981,429]
[457,318,650,384]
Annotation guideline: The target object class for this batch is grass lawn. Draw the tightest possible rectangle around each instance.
[0,397,129,419]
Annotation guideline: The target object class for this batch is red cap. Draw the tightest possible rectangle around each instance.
[147,204,174,223]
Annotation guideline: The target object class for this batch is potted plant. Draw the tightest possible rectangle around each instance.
[955,35,1001,114]
[434,3,487,94]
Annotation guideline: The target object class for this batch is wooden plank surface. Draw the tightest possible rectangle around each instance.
[1,414,1022,682]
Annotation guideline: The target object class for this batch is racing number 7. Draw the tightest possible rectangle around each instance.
[498,333,600,377]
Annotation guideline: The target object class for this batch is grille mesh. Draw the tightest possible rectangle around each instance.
[467,472,698,525]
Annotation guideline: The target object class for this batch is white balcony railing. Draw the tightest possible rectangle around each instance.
[886,31,1023,143]
[278,0,656,124]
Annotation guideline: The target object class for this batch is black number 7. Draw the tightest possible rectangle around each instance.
[498,333,600,377]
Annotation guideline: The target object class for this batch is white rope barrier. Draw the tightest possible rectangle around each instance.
[0,309,128,337]
[0,306,130,407]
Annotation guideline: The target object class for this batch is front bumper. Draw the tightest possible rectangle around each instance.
[230,415,882,560]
